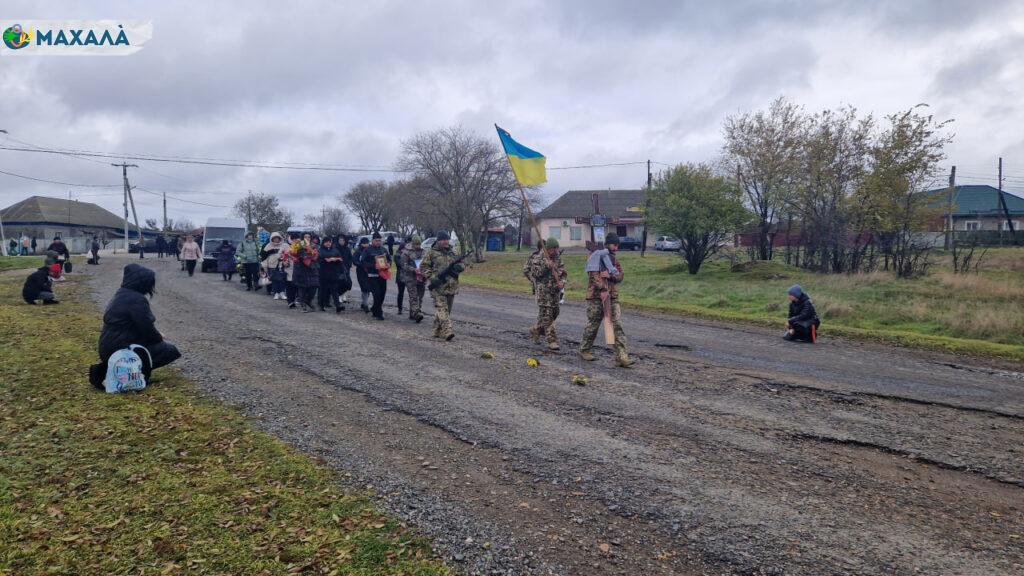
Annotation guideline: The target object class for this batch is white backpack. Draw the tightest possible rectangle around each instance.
[103,344,151,393]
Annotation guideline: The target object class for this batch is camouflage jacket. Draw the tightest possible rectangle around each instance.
[422,246,461,296]
[525,251,566,306]
[399,247,425,285]
[586,250,623,300]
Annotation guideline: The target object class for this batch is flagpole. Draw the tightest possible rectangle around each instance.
[496,125,544,246]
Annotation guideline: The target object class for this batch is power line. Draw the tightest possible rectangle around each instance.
[135,186,230,208]
[0,167,121,187]
[548,161,649,170]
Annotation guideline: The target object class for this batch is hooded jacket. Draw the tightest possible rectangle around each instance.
[788,293,820,329]
[46,240,70,259]
[98,264,162,360]
[215,242,237,273]
[237,238,260,264]
[22,266,53,301]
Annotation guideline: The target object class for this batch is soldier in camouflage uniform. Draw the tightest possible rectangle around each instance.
[422,231,463,341]
[400,236,426,322]
[579,233,634,367]
[524,237,567,350]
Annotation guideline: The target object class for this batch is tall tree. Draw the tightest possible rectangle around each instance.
[857,105,951,278]
[794,106,874,273]
[723,97,806,260]
[232,192,292,233]
[344,180,391,233]
[397,126,519,261]
[649,163,750,274]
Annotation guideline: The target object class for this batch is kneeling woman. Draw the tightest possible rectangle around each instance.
[89,264,181,388]
[784,284,821,342]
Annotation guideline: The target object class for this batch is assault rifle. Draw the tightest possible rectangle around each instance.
[428,253,469,291]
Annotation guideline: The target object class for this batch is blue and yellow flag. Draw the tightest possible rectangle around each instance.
[496,125,547,186]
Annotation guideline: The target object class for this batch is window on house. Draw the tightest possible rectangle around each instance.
[548,226,561,240]
[1000,221,1021,232]
[964,221,980,231]
[569,226,582,241]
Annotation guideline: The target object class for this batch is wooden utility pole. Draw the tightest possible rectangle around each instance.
[997,157,1017,242]
[162,191,167,231]
[640,159,652,257]
[945,166,956,249]
[112,163,139,252]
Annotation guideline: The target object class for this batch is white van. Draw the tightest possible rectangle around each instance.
[201,217,247,272]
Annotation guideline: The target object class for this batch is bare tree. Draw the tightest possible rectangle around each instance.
[304,206,350,237]
[144,218,159,230]
[232,192,292,233]
[166,218,195,233]
[723,97,806,261]
[397,126,520,261]
[344,180,391,233]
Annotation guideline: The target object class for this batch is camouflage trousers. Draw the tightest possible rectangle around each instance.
[408,283,425,318]
[431,292,455,338]
[580,298,628,361]
[534,303,560,344]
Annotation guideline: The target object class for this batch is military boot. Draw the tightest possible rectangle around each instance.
[530,327,540,344]
[579,350,596,361]
[615,355,636,368]
[547,341,561,351]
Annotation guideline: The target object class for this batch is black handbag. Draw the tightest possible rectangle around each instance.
[63,261,73,273]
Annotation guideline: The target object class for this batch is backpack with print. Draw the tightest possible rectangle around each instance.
[103,344,152,393]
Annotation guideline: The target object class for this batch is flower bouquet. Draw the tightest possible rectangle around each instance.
[289,240,320,268]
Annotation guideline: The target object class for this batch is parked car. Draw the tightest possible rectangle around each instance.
[655,236,682,251]
[422,236,459,251]
[617,236,641,251]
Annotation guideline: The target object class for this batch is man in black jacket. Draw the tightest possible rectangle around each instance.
[360,232,391,320]
[22,264,61,304]
[88,264,181,389]
[354,236,371,312]
[784,284,820,342]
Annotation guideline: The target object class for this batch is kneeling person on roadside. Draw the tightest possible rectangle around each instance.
[783,284,820,343]
[88,264,182,389]
[22,264,62,305]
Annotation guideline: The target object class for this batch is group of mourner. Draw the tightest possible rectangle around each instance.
[19,228,821,391]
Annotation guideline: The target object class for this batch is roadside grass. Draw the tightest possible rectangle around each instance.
[0,255,45,272]
[0,277,450,576]
[462,247,1024,362]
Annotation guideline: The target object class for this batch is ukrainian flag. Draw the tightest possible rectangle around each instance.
[496,125,547,186]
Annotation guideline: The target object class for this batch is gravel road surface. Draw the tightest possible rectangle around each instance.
[86,255,1024,575]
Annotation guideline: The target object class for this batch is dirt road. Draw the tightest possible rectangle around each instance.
[87,255,1024,575]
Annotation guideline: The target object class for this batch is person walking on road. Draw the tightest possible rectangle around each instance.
[89,263,182,389]
[89,237,101,265]
[336,235,353,307]
[394,237,407,315]
[30,236,37,254]
[291,235,320,312]
[525,237,568,350]
[400,235,426,322]
[783,284,820,342]
[238,232,261,291]
[354,236,371,313]
[20,235,30,256]
[385,232,396,258]
[155,235,167,259]
[260,231,288,299]
[180,235,202,277]
[422,231,463,340]
[579,233,633,367]
[360,232,391,320]
[216,239,237,282]
[317,236,344,313]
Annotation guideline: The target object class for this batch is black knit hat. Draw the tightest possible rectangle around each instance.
[358,236,369,245]
[436,230,450,241]
[372,231,382,240]
[604,233,620,245]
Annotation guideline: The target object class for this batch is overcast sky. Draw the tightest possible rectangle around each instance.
[2,0,1024,227]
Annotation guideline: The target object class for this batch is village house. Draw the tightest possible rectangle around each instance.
[931,184,1024,232]
[1,195,149,254]
[535,189,654,249]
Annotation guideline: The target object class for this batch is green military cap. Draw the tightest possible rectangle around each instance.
[545,237,559,249]
[412,235,422,245]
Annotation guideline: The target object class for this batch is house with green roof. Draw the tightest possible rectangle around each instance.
[927,184,1023,232]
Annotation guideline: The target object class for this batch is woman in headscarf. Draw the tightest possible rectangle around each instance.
[291,236,320,312]
[216,239,237,282]
[260,231,289,299]
[317,236,343,313]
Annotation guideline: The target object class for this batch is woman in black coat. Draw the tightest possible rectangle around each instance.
[291,243,320,313]
[784,284,820,342]
[89,264,181,388]
[353,237,371,312]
